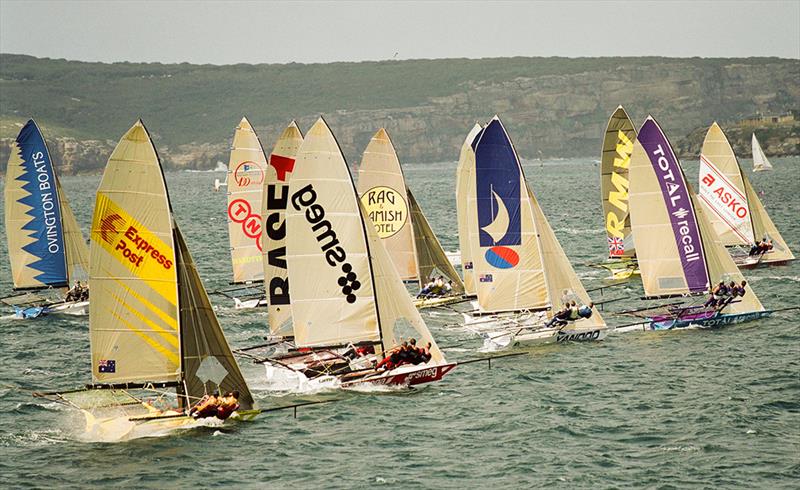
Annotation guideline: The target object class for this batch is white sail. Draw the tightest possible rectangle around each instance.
[751,133,773,172]
[456,124,483,296]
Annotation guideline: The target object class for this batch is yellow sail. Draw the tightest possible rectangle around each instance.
[456,124,483,295]
[357,128,417,281]
[90,120,180,384]
[261,121,304,338]
[742,175,795,263]
[407,189,465,294]
[528,184,605,328]
[226,117,268,284]
[55,175,90,283]
[287,118,381,348]
[600,106,637,258]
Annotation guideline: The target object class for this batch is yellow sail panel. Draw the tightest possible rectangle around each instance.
[742,175,795,263]
[456,124,482,295]
[407,189,465,294]
[90,120,180,384]
[691,192,764,313]
[528,185,605,328]
[262,121,304,337]
[55,175,89,283]
[697,122,754,246]
[469,117,548,313]
[363,199,444,362]
[226,117,268,283]
[357,128,417,281]
[286,118,381,348]
[600,106,637,258]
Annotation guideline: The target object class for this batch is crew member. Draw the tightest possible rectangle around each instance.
[216,391,240,420]
[189,391,220,419]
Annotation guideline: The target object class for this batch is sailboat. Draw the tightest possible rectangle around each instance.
[456,124,483,297]
[260,118,455,389]
[593,106,640,282]
[356,128,465,309]
[35,120,256,440]
[221,117,269,308]
[751,133,773,172]
[697,122,794,267]
[460,117,607,351]
[619,116,772,331]
[2,119,90,318]
[261,121,304,342]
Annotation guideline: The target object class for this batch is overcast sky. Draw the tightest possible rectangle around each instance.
[1,0,798,64]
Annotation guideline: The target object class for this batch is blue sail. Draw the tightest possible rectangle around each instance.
[8,120,68,287]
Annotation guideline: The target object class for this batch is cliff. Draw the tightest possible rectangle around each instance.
[1,54,798,172]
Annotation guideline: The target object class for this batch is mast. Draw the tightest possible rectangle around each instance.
[5,119,69,290]
[600,106,637,259]
[225,117,268,284]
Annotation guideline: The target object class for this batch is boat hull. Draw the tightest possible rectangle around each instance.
[341,363,457,388]
[615,310,773,333]
[233,296,268,309]
[414,294,463,309]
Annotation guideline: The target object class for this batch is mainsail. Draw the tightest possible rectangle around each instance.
[286,117,444,362]
[600,106,637,258]
[697,123,794,262]
[357,128,417,280]
[261,121,304,338]
[456,124,483,295]
[528,185,606,328]
[4,119,89,290]
[628,116,764,313]
[90,120,252,408]
[467,116,548,313]
[225,117,268,284]
[752,133,773,172]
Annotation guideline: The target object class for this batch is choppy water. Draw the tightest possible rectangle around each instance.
[0,158,798,488]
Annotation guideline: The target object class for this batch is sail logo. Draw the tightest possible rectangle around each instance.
[291,183,360,304]
[233,160,264,187]
[360,186,408,238]
[698,155,752,243]
[228,199,262,251]
[264,153,297,307]
[99,213,125,244]
[639,120,709,292]
[605,130,634,256]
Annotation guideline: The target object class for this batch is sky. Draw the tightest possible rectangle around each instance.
[0,0,798,64]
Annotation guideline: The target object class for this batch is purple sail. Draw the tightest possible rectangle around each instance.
[638,118,709,292]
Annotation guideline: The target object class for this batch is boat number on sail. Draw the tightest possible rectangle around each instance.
[606,130,633,256]
[639,120,708,292]
[360,186,407,238]
[291,184,361,303]
[233,161,264,187]
[228,199,262,251]
[698,155,752,243]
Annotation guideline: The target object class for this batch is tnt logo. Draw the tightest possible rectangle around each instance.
[228,198,262,251]
[337,263,361,304]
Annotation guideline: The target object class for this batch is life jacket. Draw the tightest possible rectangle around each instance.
[216,401,239,420]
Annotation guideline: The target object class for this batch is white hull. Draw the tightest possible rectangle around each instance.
[49,300,90,316]
[233,297,268,309]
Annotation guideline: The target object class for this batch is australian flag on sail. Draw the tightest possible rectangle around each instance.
[479,274,493,283]
[13,120,67,286]
[474,118,521,248]
[98,359,116,373]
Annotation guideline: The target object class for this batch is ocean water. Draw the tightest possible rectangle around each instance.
[0,158,798,488]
